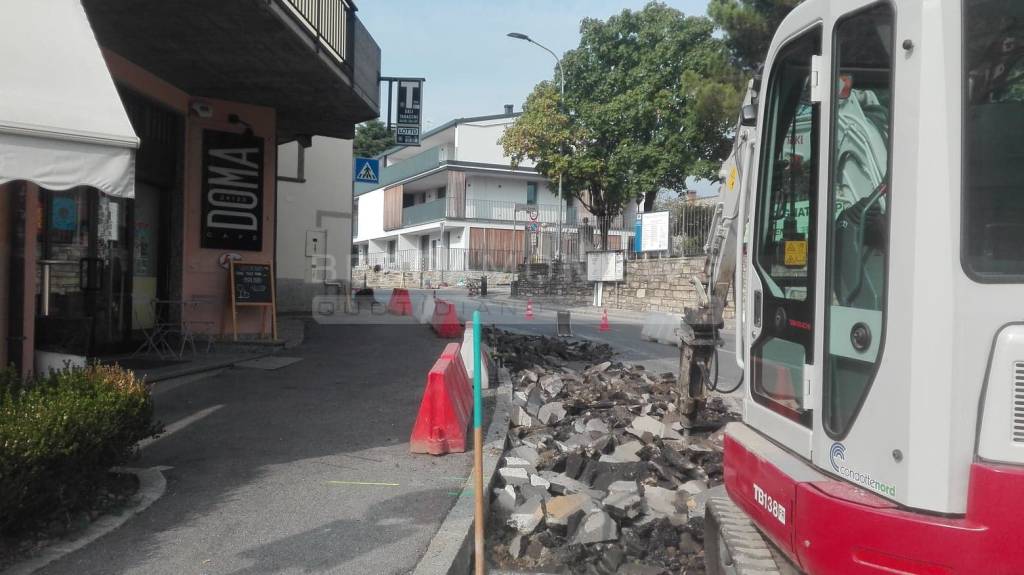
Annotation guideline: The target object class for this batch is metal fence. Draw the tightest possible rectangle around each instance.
[626,203,717,259]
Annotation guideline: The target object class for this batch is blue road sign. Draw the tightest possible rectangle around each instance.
[354,157,380,184]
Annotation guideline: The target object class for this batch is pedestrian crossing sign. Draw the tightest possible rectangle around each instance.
[354,157,379,184]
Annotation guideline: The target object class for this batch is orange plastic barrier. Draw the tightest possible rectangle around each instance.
[431,299,462,338]
[388,288,413,316]
[409,353,472,455]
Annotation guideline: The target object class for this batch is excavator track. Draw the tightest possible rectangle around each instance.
[705,489,800,575]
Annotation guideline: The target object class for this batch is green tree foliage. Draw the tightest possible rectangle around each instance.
[353,119,393,158]
[707,0,801,70]
[501,2,742,249]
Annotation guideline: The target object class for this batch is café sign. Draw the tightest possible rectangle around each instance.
[201,130,264,251]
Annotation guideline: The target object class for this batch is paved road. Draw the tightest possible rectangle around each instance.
[409,288,744,395]
[39,318,473,575]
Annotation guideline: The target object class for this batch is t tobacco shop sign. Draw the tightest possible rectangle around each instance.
[201,130,264,251]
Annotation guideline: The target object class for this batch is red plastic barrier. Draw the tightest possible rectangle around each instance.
[431,299,462,338]
[439,343,473,419]
[388,288,413,316]
[409,354,471,455]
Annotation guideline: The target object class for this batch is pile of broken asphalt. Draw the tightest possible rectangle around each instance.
[484,328,739,575]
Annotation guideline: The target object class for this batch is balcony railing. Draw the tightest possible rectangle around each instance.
[461,198,625,230]
[354,145,444,196]
[278,0,354,63]
[353,248,532,274]
[391,196,628,230]
[402,198,446,227]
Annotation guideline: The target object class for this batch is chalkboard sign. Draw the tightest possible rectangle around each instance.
[232,263,273,304]
[229,261,277,341]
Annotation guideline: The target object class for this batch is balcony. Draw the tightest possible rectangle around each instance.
[461,199,626,230]
[402,198,446,227]
[355,146,445,196]
[389,196,628,230]
[82,0,380,141]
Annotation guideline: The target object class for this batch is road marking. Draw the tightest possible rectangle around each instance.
[327,480,401,487]
[150,369,225,396]
[139,404,224,449]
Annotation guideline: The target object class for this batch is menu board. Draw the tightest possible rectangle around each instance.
[232,263,273,304]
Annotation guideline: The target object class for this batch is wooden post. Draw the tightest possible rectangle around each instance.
[270,262,278,341]
[229,260,238,341]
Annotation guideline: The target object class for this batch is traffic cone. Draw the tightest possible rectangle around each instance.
[600,308,610,332]
[525,299,535,320]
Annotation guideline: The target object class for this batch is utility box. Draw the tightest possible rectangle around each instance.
[305,229,326,257]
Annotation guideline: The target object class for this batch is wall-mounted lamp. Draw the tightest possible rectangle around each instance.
[228,113,254,136]
[190,101,213,118]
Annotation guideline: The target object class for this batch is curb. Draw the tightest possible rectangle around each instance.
[143,351,273,384]
[412,369,514,575]
[5,467,167,575]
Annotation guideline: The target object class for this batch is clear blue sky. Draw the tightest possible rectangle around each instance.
[358,0,712,129]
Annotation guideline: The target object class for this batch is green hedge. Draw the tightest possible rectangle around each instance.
[0,365,161,534]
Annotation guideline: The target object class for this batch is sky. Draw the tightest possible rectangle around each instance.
[358,0,712,130]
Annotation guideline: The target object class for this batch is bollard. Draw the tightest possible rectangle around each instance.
[480,275,487,297]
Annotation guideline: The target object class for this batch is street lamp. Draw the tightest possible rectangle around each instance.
[507,31,565,261]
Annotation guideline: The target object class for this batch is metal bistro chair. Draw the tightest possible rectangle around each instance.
[179,297,217,356]
[132,298,176,358]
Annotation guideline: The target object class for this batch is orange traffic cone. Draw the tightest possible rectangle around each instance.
[599,308,610,332]
[525,298,535,320]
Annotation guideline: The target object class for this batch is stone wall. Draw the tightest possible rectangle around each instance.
[604,257,735,318]
[351,266,515,290]
[514,262,591,303]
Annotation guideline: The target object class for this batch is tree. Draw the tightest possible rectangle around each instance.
[707,0,801,71]
[501,2,742,249]
[353,120,393,158]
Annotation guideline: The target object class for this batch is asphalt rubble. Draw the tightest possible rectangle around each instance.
[484,328,739,575]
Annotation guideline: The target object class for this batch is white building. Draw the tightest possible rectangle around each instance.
[353,108,634,276]
[276,136,353,312]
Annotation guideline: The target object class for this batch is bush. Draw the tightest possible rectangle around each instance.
[0,365,161,534]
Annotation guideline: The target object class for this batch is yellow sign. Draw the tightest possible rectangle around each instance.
[784,240,808,267]
[727,166,738,192]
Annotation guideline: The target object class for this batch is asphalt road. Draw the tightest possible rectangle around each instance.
[39,318,474,575]
[420,288,745,396]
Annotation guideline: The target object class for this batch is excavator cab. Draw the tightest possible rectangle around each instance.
[704,0,1024,572]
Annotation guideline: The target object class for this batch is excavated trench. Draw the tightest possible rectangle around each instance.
[484,328,739,575]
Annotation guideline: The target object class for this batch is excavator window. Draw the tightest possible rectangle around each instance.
[824,3,894,437]
[750,28,821,424]
[963,0,1024,280]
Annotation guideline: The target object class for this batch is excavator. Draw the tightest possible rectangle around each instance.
[680,0,1024,573]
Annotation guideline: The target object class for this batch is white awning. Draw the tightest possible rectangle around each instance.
[0,0,139,198]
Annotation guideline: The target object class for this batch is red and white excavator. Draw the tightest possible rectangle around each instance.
[680,0,1024,572]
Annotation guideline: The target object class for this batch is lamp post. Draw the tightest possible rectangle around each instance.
[507,32,564,261]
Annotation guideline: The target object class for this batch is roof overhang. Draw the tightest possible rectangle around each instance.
[0,0,139,198]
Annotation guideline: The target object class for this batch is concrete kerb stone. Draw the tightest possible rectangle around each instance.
[412,368,514,575]
[640,311,682,347]
[4,467,167,575]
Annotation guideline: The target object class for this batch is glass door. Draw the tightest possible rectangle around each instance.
[36,187,132,357]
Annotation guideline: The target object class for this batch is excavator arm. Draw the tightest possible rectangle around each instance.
[679,79,759,405]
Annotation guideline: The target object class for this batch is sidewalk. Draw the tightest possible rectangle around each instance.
[101,318,307,385]
[38,316,476,575]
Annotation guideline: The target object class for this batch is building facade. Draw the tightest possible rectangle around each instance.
[0,0,379,374]
[352,110,634,280]
[276,137,354,313]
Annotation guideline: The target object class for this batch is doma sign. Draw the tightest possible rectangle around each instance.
[201,130,264,251]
